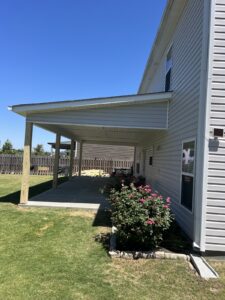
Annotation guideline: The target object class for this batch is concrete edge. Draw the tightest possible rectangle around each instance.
[19,201,102,210]
[109,227,190,261]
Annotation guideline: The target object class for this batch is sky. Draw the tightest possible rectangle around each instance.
[0,0,167,151]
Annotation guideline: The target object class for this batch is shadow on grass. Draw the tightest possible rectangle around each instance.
[0,177,68,205]
[93,209,112,255]
[161,221,192,254]
[92,209,112,227]
[95,219,192,255]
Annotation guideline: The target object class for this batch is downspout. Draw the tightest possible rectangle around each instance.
[194,0,213,252]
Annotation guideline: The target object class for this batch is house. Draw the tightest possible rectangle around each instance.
[9,0,225,253]
[48,141,134,161]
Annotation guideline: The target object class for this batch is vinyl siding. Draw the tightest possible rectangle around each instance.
[147,59,166,93]
[28,102,168,130]
[205,0,225,252]
[138,0,204,239]
[76,143,134,161]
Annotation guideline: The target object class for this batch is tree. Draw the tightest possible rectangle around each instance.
[33,144,45,156]
[2,139,14,154]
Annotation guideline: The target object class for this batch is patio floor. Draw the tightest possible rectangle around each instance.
[25,176,110,210]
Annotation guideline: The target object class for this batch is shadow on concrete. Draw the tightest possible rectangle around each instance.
[29,176,110,207]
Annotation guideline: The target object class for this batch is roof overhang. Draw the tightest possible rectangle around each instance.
[9,92,172,116]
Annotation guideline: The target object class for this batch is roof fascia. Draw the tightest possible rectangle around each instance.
[9,92,172,117]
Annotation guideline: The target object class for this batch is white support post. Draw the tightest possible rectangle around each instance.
[53,133,61,188]
[78,141,83,177]
[20,121,33,204]
[69,139,75,180]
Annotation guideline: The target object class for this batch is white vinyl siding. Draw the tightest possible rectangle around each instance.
[205,0,225,252]
[144,147,154,182]
[147,59,166,93]
[75,143,134,160]
[28,102,168,130]
[138,0,204,239]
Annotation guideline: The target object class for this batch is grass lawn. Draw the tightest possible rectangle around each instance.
[0,175,225,299]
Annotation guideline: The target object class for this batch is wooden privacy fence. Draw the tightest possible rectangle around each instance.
[0,154,133,176]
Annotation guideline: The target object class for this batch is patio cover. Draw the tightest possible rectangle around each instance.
[9,91,172,204]
[10,92,172,146]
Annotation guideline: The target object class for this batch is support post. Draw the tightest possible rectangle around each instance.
[78,141,83,176]
[133,146,136,175]
[69,139,75,180]
[20,121,33,204]
[53,133,61,188]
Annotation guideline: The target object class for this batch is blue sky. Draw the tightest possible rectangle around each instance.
[0,0,167,151]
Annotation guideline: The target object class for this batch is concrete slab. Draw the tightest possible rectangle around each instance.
[190,254,219,279]
[28,176,110,210]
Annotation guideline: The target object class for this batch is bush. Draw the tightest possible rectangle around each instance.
[109,184,173,250]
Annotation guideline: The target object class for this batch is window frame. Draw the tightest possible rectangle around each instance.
[165,45,173,92]
[180,138,196,213]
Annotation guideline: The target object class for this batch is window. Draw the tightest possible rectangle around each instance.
[165,47,172,92]
[136,163,140,174]
[181,140,195,211]
[149,156,153,166]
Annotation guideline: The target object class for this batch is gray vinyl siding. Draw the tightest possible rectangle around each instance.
[147,59,166,93]
[76,143,134,161]
[138,0,204,239]
[28,102,168,129]
[205,0,225,252]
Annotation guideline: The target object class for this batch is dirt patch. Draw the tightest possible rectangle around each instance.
[104,260,149,287]
[36,222,54,236]
[67,210,96,218]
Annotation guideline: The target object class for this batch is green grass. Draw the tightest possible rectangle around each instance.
[0,175,225,299]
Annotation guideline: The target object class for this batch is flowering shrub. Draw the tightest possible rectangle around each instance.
[109,184,173,250]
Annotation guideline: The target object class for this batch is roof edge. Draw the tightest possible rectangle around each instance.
[9,91,172,116]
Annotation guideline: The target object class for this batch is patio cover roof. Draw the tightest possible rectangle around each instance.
[9,92,172,146]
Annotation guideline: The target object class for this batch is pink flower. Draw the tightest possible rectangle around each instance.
[146,219,155,225]
[166,197,171,203]
[144,188,152,193]
[163,205,169,209]
[151,193,158,197]
[139,198,146,204]
[159,195,163,200]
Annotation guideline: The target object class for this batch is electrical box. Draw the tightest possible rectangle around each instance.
[213,128,224,138]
